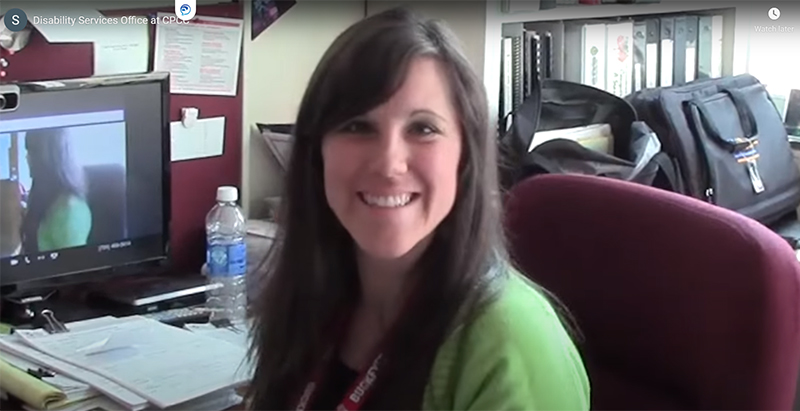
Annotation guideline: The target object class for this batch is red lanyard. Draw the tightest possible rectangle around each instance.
[295,350,385,411]
[295,276,425,411]
[294,306,399,411]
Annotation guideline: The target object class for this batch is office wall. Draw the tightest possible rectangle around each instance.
[365,1,487,79]
[241,1,364,217]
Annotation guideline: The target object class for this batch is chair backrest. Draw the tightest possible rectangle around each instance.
[504,174,800,410]
[83,164,127,245]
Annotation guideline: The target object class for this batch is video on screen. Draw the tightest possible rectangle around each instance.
[0,111,128,258]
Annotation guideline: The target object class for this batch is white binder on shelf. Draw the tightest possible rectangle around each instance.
[605,20,634,97]
[659,16,675,87]
[581,22,607,91]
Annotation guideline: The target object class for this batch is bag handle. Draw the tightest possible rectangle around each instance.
[688,88,759,152]
[724,87,758,139]
[650,151,684,193]
[498,74,543,145]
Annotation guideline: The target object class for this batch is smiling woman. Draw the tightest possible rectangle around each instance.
[321,57,461,263]
[247,7,590,411]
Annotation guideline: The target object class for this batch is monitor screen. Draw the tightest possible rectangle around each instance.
[0,73,170,287]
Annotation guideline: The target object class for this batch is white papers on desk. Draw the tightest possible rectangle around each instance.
[14,316,250,409]
[1,350,98,406]
[170,116,226,162]
[183,322,255,384]
[184,323,250,349]
[154,13,244,96]
[0,333,148,410]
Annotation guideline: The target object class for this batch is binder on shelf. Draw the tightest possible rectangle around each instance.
[532,31,542,90]
[498,9,725,106]
[500,36,514,131]
[527,22,565,80]
[605,20,633,97]
[541,31,554,79]
[522,31,531,100]
[581,22,607,90]
[524,30,538,99]
[659,16,675,87]
[511,35,525,110]
[632,20,647,92]
[645,18,661,88]
[672,15,687,85]
[684,15,698,82]
[697,15,713,79]
[499,24,549,124]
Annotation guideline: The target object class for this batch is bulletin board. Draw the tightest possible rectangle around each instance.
[1,2,244,272]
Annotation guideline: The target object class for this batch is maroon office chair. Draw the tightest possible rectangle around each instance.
[504,174,800,410]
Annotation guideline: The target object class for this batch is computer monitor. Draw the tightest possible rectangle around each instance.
[0,72,171,289]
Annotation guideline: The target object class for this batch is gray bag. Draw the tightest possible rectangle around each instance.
[500,79,681,193]
[628,74,800,225]
[525,121,670,187]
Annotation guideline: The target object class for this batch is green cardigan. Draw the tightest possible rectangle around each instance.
[37,194,92,252]
[422,272,590,410]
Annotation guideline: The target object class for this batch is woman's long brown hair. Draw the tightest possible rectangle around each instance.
[247,8,508,410]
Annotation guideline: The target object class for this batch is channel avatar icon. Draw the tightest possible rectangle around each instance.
[175,0,196,21]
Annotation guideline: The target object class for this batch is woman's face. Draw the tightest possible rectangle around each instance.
[322,57,463,261]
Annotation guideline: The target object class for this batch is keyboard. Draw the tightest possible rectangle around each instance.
[141,306,212,325]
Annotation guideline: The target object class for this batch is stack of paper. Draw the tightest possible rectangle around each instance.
[530,123,615,154]
[0,316,251,411]
[0,357,72,409]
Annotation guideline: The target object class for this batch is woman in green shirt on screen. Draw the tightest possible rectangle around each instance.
[247,8,589,411]
[21,127,92,254]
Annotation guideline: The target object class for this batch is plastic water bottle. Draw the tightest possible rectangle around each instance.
[205,186,248,324]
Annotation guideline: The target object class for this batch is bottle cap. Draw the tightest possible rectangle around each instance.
[216,186,238,202]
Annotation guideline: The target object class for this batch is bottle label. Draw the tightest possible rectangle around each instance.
[206,242,247,276]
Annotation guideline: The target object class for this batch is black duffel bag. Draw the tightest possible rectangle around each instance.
[628,74,800,225]
[499,79,680,193]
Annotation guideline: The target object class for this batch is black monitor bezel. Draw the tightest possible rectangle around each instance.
[0,72,172,289]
